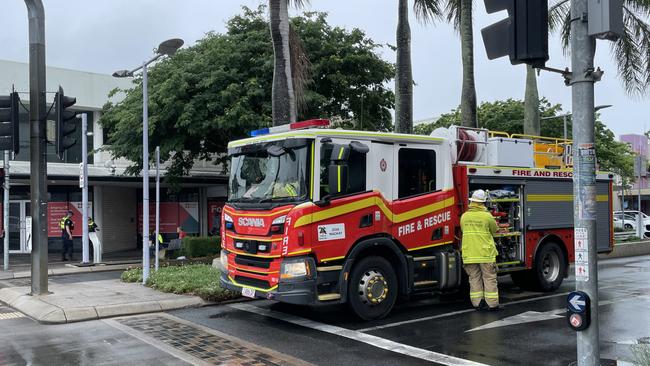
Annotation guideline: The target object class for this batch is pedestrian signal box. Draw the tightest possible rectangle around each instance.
[567,291,591,331]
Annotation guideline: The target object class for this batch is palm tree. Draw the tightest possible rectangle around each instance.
[444,0,478,128]
[524,0,650,137]
[394,0,442,134]
[549,0,650,96]
[524,65,540,136]
[269,0,311,126]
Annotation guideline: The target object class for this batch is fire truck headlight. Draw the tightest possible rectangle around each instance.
[272,215,286,225]
[219,250,229,272]
[280,257,314,281]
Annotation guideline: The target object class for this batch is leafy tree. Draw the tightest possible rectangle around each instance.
[100,7,394,179]
[414,98,634,181]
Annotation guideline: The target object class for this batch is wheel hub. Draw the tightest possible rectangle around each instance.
[358,270,388,305]
[542,251,560,282]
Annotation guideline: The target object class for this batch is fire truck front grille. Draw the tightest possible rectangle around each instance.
[234,276,270,289]
[235,255,273,269]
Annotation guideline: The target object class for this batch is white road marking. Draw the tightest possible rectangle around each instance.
[465,308,565,332]
[0,311,25,320]
[230,302,489,366]
[358,292,570,332]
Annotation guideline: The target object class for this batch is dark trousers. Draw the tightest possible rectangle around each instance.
[62,238,74,260]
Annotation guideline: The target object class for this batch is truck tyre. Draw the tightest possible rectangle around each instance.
[348,256,398,320]
[532,242,566,292]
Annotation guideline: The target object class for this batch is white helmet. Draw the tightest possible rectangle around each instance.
[470,189,487,203]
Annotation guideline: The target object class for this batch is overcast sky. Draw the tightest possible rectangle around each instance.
[0,0,646,137]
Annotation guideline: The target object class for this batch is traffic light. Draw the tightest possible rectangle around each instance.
[481,0,549,67]
[0,91,20,154]
[55,86,77,159]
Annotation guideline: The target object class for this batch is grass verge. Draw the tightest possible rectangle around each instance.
[121,264,240,302]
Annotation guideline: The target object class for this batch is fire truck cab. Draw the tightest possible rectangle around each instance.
[219,120,614,320]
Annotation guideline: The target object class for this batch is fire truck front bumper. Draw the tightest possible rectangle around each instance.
[220,272,318,305]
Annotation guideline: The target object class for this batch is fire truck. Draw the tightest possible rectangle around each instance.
[218,120,613,320]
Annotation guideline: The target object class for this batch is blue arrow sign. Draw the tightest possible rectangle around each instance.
[567,291,587,312]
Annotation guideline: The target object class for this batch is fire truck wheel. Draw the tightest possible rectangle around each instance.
[532,242,566,292]
[348,256,398,320]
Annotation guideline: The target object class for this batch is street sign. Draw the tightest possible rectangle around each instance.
[567,291,591,331]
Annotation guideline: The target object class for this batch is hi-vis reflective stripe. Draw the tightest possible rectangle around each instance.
[228,275,278,292]
[337,166,342,192]
[484,291,499,298]
[527,194,609,202]
[469,292,484,298]
[294,196,455,228]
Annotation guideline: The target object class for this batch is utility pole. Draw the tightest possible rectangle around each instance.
[25,0,48,295]
[3,150,9,271]
[155,146,160,271]
[571,0,599,363]
[81,114,89,264]
[142,62,150,284]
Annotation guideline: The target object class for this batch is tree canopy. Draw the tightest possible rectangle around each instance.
[414,98,635,182]
[100,6,394,178]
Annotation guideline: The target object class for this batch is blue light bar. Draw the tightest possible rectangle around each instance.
[250,128,269,137]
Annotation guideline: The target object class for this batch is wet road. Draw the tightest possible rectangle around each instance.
[172,255,650,366]
[0,256,648,365]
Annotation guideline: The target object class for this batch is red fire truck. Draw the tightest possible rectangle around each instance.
[218,120,613,320]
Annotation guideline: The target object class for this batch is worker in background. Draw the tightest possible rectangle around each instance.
[88,217,102,262]
[460,190,501,311]
[59,210,75,261]
[177,226,187,240]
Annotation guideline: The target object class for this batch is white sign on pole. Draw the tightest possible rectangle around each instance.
[574,227,589,281]
[79,162,85,188]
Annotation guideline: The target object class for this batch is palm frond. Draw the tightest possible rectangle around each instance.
[288,0,309,8]
[413,0,444,24]
[548,0,570,32]
[443,0,461,31]
[613,4,650,95]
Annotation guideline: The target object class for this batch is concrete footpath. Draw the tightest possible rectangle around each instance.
[600,240,650,258]
[0,277,207,324]
[0,262,135,280]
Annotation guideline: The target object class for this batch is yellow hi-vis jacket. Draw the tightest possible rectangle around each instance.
[460,202,498,264]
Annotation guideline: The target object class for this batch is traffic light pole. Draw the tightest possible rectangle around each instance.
[81,113,89,264]
[25,0,48,295]
[3,151,8,271]
[570,0,600,363]
[142,62,150,285]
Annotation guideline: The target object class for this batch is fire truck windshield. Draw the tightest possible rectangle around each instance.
[229,145,310,204]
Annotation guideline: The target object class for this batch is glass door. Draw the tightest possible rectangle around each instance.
[8,200,31,254]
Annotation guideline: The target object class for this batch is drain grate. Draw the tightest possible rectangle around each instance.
[117,315,306,366]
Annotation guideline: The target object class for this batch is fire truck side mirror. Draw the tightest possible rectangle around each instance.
[328,163,349,196]
[330,144,351,161]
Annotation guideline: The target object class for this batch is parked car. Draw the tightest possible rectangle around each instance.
[613,213,637,231]
[613,211,650,237]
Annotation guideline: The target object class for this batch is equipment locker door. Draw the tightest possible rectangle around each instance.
[370,142,394,200]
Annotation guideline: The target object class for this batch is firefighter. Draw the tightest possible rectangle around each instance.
[460,190,502,311]
[59,210,75,261]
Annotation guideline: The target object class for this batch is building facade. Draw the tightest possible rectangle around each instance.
[0,59,227,255]
[619,133,649,212]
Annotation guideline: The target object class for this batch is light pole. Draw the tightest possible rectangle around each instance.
[540,104,613,140]
[113,38,183,284]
